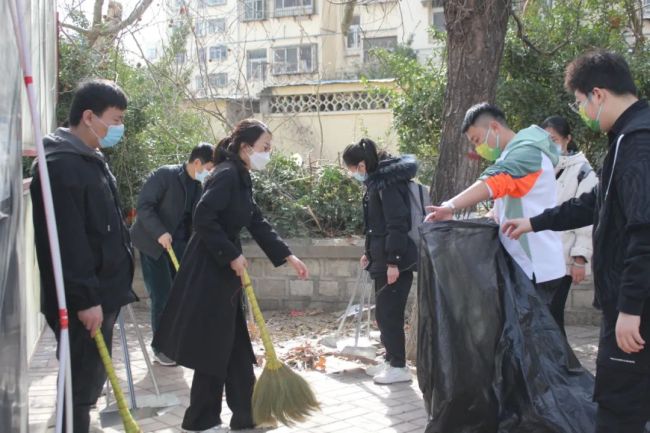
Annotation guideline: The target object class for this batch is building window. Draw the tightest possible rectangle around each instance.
[346,16,361,50]
[208,73,229,88]
[209,45,228,62]
[272,45,316,75]
[195,75,205,91]
[202,0,227,6]
[247,49,267,80]
[175,51,186,65]
[274,0,313,17]
[432,8,445,32]
[644,0,650,19]
[197,47,207,64]
[363,36,397,63]
[243,0,266,20]
[208,18,226,33]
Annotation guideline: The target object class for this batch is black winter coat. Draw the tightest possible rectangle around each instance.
[153,159,292,375]
[31,128,136,318]
[130,164,202,259]
[363,155,418,278]
[531,100,650,373]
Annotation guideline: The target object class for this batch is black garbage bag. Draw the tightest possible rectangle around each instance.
[417,219,597,433]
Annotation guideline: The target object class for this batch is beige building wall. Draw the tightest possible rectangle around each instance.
[198,80,399,162]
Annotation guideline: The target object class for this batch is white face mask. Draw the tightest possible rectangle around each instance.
[249,151,271,171]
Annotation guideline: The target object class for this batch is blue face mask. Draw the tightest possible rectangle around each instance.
[352,172,367,182]
[195,169,209,183]
[91,116,125,148]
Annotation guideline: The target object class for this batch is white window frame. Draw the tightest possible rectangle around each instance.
[247,49,268,80]
[431,7,445,33]
[272,44,317,75]
[274,0,314,17]
[346,16,362,51]
[208,73,229,88]
[208,18,226,33]
[363,36,397,63]
[196,75,206,91]
[243,0,266,21]
[209,45,228,62]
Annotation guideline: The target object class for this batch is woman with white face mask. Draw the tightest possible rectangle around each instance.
[541,115,599,335]
[343,138,418,385]
[153,119,309,432]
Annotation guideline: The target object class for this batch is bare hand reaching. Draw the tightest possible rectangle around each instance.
[501,218,533,240]
[230,254,248,277]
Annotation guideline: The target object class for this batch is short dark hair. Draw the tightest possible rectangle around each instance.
[564,51,637,96]
[68,79,128,126]
[189,142,214,163]
[461,103,507,133]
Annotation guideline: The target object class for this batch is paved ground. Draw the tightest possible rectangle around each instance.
[28,305,599,433]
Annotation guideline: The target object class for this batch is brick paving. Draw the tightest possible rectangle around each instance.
[28,304,599,433]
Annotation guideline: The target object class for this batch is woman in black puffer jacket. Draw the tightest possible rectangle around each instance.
[343,138,418,385]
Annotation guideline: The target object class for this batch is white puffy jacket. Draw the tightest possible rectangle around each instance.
[555,152,599,275]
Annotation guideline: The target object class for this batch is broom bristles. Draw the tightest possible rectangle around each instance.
[252,362,320,426]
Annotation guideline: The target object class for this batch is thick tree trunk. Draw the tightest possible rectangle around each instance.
[430,0,512,203]
[406,0,511,364]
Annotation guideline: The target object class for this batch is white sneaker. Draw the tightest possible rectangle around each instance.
[365,361,389,377]
[373,366,412,385]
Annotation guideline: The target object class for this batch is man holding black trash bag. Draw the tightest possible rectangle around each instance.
[503,51,650,433]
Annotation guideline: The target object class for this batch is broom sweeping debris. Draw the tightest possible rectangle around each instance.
[242,270,320,426]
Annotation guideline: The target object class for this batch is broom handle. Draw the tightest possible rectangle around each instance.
[241,270,282,370]
[94,331,142,433]
[167,247,180,271]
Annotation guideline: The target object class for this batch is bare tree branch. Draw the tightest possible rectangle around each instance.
[61,22,90,34]
[510,9,570,56]
[92,0,105,29]
[102,0,154,37]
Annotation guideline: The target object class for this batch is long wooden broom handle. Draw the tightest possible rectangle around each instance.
[242,270,283,370]
[94,331,142,433]
[167,247,180,271]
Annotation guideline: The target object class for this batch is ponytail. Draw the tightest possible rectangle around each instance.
[342,138,387,173]
[213,118,272,165]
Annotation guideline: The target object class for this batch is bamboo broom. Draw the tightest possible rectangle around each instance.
[241,270,320,426]
[94,331,142,433]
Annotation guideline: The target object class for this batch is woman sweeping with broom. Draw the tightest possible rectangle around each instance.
[153,119,312,432]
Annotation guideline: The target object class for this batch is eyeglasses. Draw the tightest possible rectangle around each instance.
[568,93,592,114]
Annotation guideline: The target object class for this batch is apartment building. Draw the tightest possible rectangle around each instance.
[166,0,445,98]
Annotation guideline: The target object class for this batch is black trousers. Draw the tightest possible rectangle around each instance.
[548,275,573,336]
[534,276,567,331]
[594,365,650,433]
[46,308,119,433]
[374,270,413,368]
[182,307,256,431]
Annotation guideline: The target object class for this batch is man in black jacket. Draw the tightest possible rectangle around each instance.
[129,143,213,365]
[503,51,650,433]
[31,79,137,433]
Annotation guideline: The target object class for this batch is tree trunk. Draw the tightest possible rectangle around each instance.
[406,0,511,364]
[430,0,512,203]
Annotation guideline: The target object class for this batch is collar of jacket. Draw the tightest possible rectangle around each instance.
[365,155,418,191]
[220,159,252,187]
[178,163,197,183]
[42,127,105,162]
[608,99,650,144]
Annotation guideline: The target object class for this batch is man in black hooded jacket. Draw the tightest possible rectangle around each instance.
[31,79,137,433]
[503,51,650,433]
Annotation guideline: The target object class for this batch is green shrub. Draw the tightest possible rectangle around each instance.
[251,154,364,238]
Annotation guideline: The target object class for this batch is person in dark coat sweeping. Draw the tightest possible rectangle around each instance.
[342,138,418,385]
[153,119,309,433]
